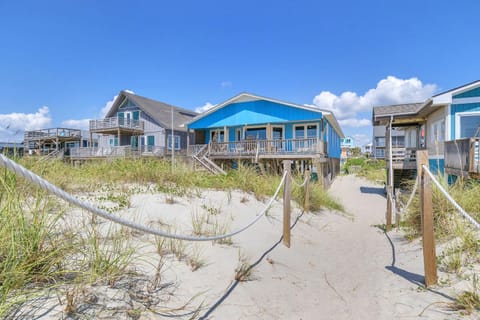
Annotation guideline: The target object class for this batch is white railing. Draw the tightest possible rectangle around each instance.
[89,117,145,131]
[202,138,326,156]
[24,128,82,140]
[70,146,165,158]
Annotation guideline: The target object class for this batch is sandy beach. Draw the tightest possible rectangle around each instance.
[10,174,477,319]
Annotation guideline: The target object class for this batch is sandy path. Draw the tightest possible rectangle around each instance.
[203,175,460,320]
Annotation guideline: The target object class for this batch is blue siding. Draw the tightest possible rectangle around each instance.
[326,120,341,159]
[450,103,480,139]
[188,100,322,129]
[285,123,293,139]
[428,158,445,175]
[453,87,480,99]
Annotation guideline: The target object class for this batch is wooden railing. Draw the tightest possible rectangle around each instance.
[445,138,480,174]
[70,146,165,158]
[24,128,82,140]
[89,117,145,131]
[386,147,417,162]
[190,138,326,157]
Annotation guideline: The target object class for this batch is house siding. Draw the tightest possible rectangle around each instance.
[188,100,323,129]
[453,87,480,99]
[450,103,480,140]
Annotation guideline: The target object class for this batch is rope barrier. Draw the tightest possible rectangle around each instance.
[0,154,288,241]
[291,175,309,188]
[398,177,419,215]
[422,164,480,230]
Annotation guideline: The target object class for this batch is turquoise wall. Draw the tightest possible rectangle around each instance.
[428,158,445,175]
[453,87,480,99]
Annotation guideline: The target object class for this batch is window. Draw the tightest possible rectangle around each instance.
[375,148,385,158]
[168,134,180,150]
[272,127,283,140]
[245,127,266,140]
[375,137,386,147]
[109,137,118,146]
[210,130,225,142]
[392,136,405,148]
[430,120,445,143]
[294,124,318,139]
[457,114,480,138]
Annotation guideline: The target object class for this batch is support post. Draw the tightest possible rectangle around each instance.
[417,150,438,287]
[386,185,392,230]
[395,187,401,230]
[386,120,393,231]
[304,169,310,212]
[283,160,292,248]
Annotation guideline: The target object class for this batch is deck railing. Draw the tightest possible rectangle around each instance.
[191,138,326,157]
[386,147,417,162]
[445,138,480,174]
[70,145,165,158]
[89,117,145,131]
[24,128,82,140]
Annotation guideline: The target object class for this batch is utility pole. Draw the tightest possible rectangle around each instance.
[171,105,174,171]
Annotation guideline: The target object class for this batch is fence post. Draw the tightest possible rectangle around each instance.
[395,187,401,229]
[386,185,392,231]
[304,169,310,212]
[283,160,292,248]
[417,150,438,287]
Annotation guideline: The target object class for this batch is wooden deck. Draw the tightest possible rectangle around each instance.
[445,138,480,178]
[189,138,327,161]
[386,147,418,170]
[89,117,144,135]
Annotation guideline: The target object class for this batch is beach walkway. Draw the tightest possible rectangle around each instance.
[206,174,457,320]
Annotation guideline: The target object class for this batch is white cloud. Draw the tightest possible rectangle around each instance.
[0,106,52,142]
[338,118,372,128]
[312,76,437,120]
[100,89,135,118]
[61,119,90,130]
[195,102,216,113]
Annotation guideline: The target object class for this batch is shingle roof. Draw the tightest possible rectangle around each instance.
[106,91,198,132]
[372,102,424,117]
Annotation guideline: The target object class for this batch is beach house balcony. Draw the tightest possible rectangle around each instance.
[386,147,419,170]
[189,138,327,161]
[89,117,145,135]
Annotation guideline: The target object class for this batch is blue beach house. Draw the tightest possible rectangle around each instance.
[187,93,344,181]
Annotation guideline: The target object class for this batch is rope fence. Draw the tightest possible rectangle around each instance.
[422,164,480,229]
[0,154,291,242]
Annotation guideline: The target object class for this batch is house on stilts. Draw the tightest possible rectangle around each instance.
[186,93,344,182]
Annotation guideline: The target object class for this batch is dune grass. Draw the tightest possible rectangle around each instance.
[0,156,341,316]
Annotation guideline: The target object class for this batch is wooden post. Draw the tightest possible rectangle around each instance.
[304,169,310,211]
[283,160,292,248]
[417,150,438,287]
[386,185,392,231]
[395,188,401,230]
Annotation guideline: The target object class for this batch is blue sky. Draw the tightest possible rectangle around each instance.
[1,0,479,144]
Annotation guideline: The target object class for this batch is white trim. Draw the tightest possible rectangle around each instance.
[446,105,451,140]
[293,122,320,139]
[452,97,480,105]
[271,125,285,140]
[455,111,480,139]
[432,81,480,105]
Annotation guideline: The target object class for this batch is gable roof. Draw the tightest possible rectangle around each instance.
[105,91,198,131]
[187,92,344,137]
[432,80,480,105]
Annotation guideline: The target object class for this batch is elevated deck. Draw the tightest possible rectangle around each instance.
[386,147,419,170]
[89,117,144,135]
[189,138,327,161]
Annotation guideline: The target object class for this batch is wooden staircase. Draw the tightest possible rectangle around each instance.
[192,144,227,175]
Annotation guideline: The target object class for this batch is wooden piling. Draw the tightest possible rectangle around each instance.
[304,169,310,212]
